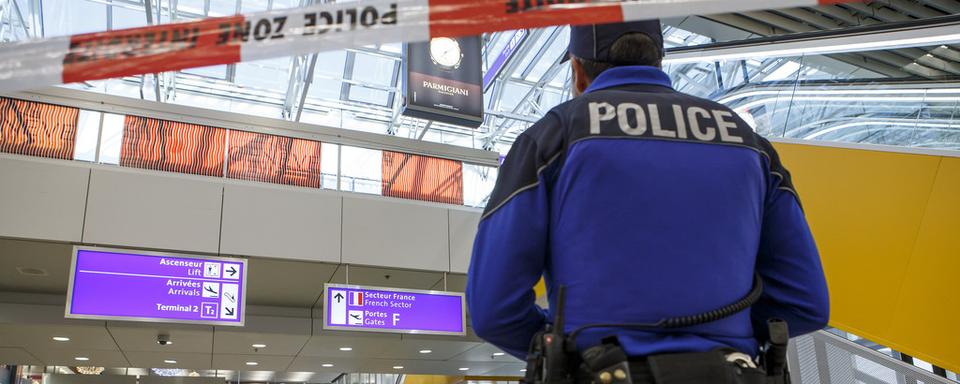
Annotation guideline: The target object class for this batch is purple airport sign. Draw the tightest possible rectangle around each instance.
[66,247,247,326]
[323,284,465,336]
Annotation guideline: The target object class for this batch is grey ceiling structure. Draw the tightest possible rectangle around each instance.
[0,0,957,154]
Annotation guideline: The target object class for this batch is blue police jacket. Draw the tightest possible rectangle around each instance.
[466,66,830,359]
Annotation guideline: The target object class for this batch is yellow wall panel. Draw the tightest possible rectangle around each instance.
[773,143,941,339]
[887,157,960,373]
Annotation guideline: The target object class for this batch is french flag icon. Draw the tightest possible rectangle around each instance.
[350,291,363,306]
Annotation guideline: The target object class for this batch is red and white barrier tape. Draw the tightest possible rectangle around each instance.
[0,0,858,93]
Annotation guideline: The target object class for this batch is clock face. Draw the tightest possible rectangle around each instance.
[429,37,463,69]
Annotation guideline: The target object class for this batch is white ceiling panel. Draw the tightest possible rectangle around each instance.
[107,322,213,353]
[300,331,403,359]
[244,258,338,307]
[327,265,444,291]
[139,376,222,384]
[288,355,509,376]
[368,336,481,361]
[356,358,506,376]
[449,343,520,363]
[0,323,118,352]
[30,347,129,367]
[124,351,213,370]
[231,370,341,384]
[0,346,43,365]
[45,375,137,384]
[213,314,311,356]
[481,363,528,377]
[286,355,363,373]
[0,238,73,295]
[428,273,467,293]
[211,353,295,372]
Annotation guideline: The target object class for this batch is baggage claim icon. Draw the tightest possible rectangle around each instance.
[429,37,463,70]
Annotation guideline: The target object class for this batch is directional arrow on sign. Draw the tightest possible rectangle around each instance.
[334,292,344,303]
[225,307,234,317]
[226,266,238,277]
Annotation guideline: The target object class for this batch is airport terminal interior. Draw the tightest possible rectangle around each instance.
[0,0,958,383]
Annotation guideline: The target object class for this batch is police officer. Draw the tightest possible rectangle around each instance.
[466,20,830,383]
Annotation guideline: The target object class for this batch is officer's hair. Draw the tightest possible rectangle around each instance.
[574,32,663,81]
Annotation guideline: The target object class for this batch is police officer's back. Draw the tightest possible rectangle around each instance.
[466,20,829,383]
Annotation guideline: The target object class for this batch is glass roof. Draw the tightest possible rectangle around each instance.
[2,0,957,156]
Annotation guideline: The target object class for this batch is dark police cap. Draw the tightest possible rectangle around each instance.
[563,20,664,63]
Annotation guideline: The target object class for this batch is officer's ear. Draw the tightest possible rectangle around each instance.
[570,57,591,97]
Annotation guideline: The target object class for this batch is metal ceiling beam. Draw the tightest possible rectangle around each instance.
[930,45,960,62]
[921,0,960,13]
[842,1,960,74]
[28,0,41,38]
[284,0,320,121]
[283,54,319,120]
[518,27,564,80]
[497,27,564,118]
[728,9,947,78]
[705,13,789,35]
[807,4,871,26]
[767,4,934,76]
[11,0,31,38]
[142,0,163,102]
[162,0,179,102]
[703,12,914,78]
[916,54,960,75]
[883,0,943,18]
[0,0,11,41]
[774,7,845,30]
[482,52,566,148]
[486,28,549,115]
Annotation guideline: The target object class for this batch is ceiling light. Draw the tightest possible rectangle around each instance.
[492,352,505,357]
[419,349,432,354]
[664,27,960,65]
[393,366,404,370]
[321,364,334,368]
[252,344,267,349]
[339,347,353,351]
[52,336,70,342]
[74,357,89,361]
[521,369,527,372]
[152,368,188,377]
[245,362,258,366]
[458,367,470,371]
[16,267,48,276]
[164,360,177,364]
[75,366,104,375]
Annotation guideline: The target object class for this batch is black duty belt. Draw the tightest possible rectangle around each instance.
[523,275,791,384]
[577,350,774,384]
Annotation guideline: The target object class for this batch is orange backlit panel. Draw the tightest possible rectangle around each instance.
[382,151,463,205]
[227,131,323,188]
[0,97,79,159]
[121,115,226,176]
